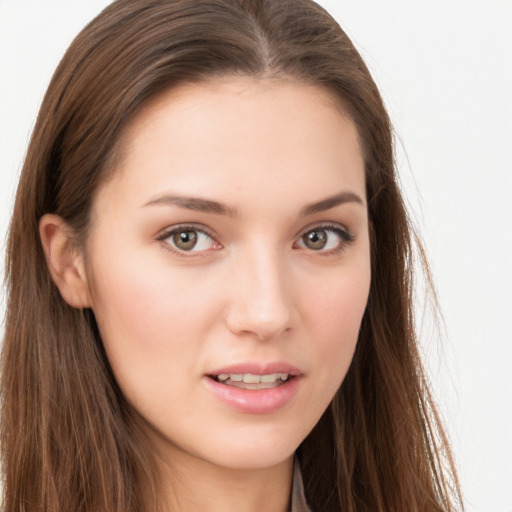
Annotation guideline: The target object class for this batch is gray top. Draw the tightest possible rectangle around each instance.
[290,457,312,512]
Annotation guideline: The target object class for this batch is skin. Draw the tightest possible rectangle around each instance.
[41,77,371,512]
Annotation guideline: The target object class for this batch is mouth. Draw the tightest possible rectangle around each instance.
[204,363,302,412]
[204,367,302,414]
[209,372,292,390]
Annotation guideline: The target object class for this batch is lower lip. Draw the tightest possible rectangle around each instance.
[203,376,301,414]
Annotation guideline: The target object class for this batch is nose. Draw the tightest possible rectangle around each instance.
[225,246,296,341]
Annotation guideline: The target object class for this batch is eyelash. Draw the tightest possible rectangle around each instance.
[156,223,355,257]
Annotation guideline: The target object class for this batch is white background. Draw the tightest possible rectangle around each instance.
[1,1,511,510]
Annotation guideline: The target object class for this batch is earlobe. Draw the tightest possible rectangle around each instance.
[39,214,92,309]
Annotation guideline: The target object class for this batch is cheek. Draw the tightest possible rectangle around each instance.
[88,248,221,371]
[87,254,225,422]
[302,260,371,390]
[306,253,370,330]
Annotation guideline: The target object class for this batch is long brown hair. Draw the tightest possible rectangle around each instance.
[1,0,463,510]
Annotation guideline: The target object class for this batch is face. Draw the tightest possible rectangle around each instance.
[84,78,371,472]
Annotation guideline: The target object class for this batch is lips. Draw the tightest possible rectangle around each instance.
[204,362,303,414]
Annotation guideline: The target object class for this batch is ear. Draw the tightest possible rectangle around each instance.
[39,214,92,309]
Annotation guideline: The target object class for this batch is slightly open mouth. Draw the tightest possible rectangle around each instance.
[209,372,292,390]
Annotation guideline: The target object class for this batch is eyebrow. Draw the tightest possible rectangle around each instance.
[143,190,364,217]
[143,194,238,217]
[299,191,365,216]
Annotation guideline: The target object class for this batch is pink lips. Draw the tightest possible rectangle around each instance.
[203,362,303,414]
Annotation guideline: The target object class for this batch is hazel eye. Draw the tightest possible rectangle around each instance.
[297,226,354,253]
[172,230,199,251]
[161,227,219,253]
[302,229,329,250]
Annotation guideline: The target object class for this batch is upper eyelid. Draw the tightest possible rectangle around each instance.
[156,223,217,240]
[295,221,352,239]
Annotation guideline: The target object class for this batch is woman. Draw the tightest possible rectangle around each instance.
[1,0,464,510]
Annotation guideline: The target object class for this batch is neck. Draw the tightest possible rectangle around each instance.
[157,451,294,512]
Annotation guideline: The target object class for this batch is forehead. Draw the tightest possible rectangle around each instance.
[99,77,366,212]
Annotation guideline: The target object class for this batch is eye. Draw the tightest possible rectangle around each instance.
[296,225,354,253]
[159,226,220,254]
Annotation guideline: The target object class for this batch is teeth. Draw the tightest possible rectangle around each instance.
[216,373,289,383]
[243,374,261,384]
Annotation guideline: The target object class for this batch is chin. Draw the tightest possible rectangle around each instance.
[196,422,309,470]
[154,421,306,472]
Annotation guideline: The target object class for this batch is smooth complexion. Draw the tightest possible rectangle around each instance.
[41,78,371,512]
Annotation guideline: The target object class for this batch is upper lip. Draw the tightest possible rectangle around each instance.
[207,362,302,377]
